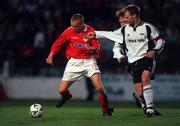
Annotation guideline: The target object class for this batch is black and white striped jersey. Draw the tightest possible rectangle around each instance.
[95,21,165,63]
[119,21,164,63]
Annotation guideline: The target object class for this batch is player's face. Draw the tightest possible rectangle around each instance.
[124,11,136,26]
[71,19,84,33]
[119,16,128,26]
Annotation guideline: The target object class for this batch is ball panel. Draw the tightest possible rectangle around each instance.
[29,103,43,118]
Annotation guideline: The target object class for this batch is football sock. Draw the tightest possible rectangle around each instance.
[60,90,72,99]
[98,94,108,113]
[139,96,146,108]
[143,85,154,108]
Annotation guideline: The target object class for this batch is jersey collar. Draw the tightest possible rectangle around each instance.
[129,20,144,31]
[83,24,87,32]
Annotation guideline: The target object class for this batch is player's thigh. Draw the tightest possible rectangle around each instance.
[59,80,74,92]
[132,70,142,84]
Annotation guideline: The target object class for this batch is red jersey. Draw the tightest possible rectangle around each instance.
[51,24,100,59]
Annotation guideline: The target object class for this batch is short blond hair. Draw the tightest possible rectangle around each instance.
[71,13,84,23]
[116,8,125,18]
[124,4,140,17]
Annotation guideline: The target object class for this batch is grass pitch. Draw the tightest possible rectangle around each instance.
[0,100,180,126]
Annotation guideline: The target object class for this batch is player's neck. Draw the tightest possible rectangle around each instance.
[133,18,141,28]
[78,24,86,33]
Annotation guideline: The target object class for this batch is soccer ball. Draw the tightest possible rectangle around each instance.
[29,103,43,118]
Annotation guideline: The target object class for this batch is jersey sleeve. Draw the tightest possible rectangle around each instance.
[87,26,100,50]
[148,24,160,40]
[89,38,100,58]
[50,30,69,55]
[147,23,165,54]
[91,39,100,50]
[95,28,123,44]
[113,42,124,60]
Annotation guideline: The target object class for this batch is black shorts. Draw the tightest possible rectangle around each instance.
[128,57,156,83]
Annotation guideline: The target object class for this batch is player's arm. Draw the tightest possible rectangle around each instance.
[85,38,101,59]
[46,31,69,65]
[85,39,100,53]
[113,42,126,63]
[95,28,123,43]
[146,24,165,58]
[84,27,100,52]
[85,28,123,43]
[152,37,165,55]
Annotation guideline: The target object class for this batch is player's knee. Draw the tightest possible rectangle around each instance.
[142,77,150,85]
[142,71,151,84]
[141,73,151,84]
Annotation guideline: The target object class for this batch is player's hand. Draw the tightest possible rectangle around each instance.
[84,32,96,39]
[146,51,156,59]
[46,56,54,66]
[118,56,126,63]
[46,53,54,66]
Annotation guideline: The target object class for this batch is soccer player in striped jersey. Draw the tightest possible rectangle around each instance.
[115,5,165,117]
[87,5,165,117]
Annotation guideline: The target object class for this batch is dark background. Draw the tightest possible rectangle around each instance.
[0,0,179,76]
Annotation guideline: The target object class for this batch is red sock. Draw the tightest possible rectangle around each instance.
[98,94,108,112]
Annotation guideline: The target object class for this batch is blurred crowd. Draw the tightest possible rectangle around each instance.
[0,0,180,76]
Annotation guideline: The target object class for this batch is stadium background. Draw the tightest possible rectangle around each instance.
[0,0,180,100]
[0,0,180,126]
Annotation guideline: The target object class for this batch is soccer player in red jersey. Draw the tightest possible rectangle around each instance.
[46,14,113,116]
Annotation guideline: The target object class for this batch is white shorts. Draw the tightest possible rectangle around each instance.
[62,57,101,81]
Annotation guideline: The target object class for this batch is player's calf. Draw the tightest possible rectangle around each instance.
[133,92,142,108]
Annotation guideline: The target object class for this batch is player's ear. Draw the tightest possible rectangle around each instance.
[132,14,138,19]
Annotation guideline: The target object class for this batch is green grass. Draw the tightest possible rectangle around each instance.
[0,100,180,126]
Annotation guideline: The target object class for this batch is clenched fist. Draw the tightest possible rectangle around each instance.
[46,52,54,66]
[84,32,96,39]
